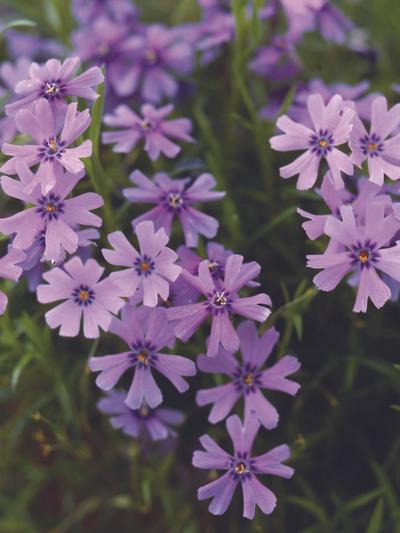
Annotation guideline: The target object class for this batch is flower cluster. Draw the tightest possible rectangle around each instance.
[270,93,400,312]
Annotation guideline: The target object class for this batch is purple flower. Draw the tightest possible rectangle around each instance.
[196,321,300,428]
[349,96,400,185]
[102,220,182,306]
[72,0,137,25]
[1,99,92,194]
[123,171,224,247]
[270,94,354,190]
[314,1,353,44]
[115,24,193,101]
[249,35,301,82]
[167,255,271,357]
[97,390,185,441]
[0,247,26,314]
[307,202,400,312]
[88,306,196,409]
[0,165,103,262]
[193,415,294,518]
[37,256,125,338]
[102,103,194,161]
[5,57,104,117]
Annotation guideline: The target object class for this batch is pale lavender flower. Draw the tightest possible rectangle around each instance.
[97,391,185,441]
[102,103,194,160]
[167,255,271,357]
[1,99,92,194]
[196,321,300,428]
[270,94,354,190]
[37,256,125,338]
[307,202,400,312]
[89,306,196,409]
[349,96,400,185]
[193,415,294,518]
[250,35,301,82]
[72,0,137,25]
[115,24,193,101]
[0,165,103,263]
[314,1,353,44]
[102,220,182,306]
[123,171,224,247]
[0,247,26,314]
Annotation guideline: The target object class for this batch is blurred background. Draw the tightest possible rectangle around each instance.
[0,0,399,531]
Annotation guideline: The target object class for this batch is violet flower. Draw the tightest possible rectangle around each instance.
[349,96,400,185]
[123,171,224,247]
[5,57,104,117]
[102,220,182,306]
[102,103,194,160]
[307,202,400,312]
[193,415,294,518]
[88,306,197,409]
[167,255,271,357]
[115,24,193,101]
[1,99,92,194]
[97,390,185,441]
[0,165,103,263]
[270,93,354,190]
[37,256,125,338]
[249,34,301,82]
[72,0,137,25]
[0,247,26,314]
[196,321,300,428]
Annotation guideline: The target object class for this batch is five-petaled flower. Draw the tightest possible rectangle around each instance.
[37,256,125,338]
[123,170,225,247]
[196,321,301,428]
[89,306,196,409]
[270,93,354,190]
[193,415,294,519]
[102,220,182,307]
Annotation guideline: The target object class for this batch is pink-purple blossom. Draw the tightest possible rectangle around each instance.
[88,306,196,409]
[0,247,26,315]
[123,171,225,247]
[102,103,194,161]
[196,321,300,428]
[270,93,354,190]
[167,255,271,357]
[102,220,182,307]
[193,415,294,518]
[37,256,125,338]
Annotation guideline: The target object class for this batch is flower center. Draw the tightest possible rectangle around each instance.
[45,202,56,213]
[144,49,158,65]
[167,192,183,209]
[350,240,379,269]
[137,350,149,365]
[360,134,383,157]
[134,255,155,277]
[213,291,227,306]
[37,193,64,221]
[48,138,58,153]
[310,129,334,156]
[140,118,154,131]
[139,404,150,417]
[235,462,248,475]
[358,250,369,264]
[45,82,59,96]
[242,373,254,386]
[72,284,95,306]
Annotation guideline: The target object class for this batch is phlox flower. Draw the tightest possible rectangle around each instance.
[1,99,92,194]
[0,166,103,263]
[307,201,400,312]
[123,171,225,247]
[193,415,294,519]
[167,255,271,357]
[89,306,196,409]
[102,103,194,160]
[37,256,125,338]
[349,96,400,184]
[0,247,26,314]
[5,57,104,116]
[196,321,300,428]
[97,391,185,441]
[270,93,354,190]
[102,220,182,307]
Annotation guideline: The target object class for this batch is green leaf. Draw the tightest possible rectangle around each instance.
[366,499,384,533]
[11,353,33,390]
[345,487,383,511]
[0,19,36,35]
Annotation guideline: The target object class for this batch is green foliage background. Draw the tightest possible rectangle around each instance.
[0,0,399,531]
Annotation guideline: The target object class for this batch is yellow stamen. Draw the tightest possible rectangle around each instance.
[138,351,149,364]
[359,250,369,264]
[140,261,151,273]
[45,83,58,95]
[243,374,254,386]
[367,142,378,152]
[79,290,90,301]
[319,139,328,148]
[235,462,247,475]
[45,203,56,213]
[48,138,58,153]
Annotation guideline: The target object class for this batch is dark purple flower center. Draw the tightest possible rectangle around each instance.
[310,129,334,156]
[130,342,158,368]
[143,48,160,66]
[229,453,255,480]
[139,117,156,133]
[134,254,155,277]
[136,403,154,419]
[39,136,66,161]
[42,80,65,101]
[205,289,232,314]
[349,240,379,269]
[359,133,384,157]
[37,193,65,221]
[233,363,262,394]
[72,284,95,306]
[163,191,186,212]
